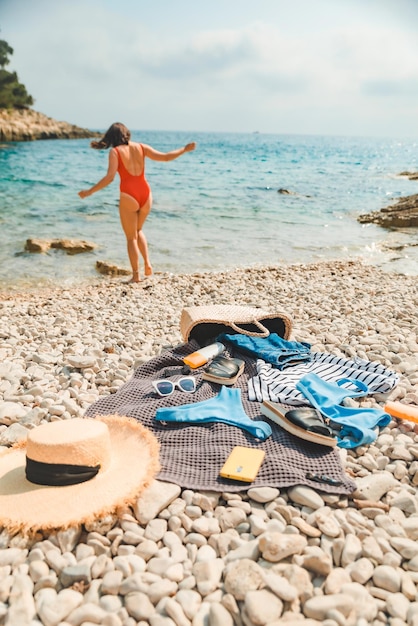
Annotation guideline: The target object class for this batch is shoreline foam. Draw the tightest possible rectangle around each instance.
[1,260,418,624]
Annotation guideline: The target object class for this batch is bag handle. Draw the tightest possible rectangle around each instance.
[229,319,270,338]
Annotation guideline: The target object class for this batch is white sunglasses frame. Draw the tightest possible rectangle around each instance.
[152,376,196,397]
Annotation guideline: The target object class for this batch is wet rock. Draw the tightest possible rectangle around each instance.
[358,193,418,228]
[96,261,131,277]
[398,170,418,180]
[25,238,97,254]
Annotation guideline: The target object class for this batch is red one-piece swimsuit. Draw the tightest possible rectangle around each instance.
[115,144,151,208]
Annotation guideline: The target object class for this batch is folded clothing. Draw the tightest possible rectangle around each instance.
[248,352,400,405]
[218,333,311,369]
[296,373,391,448]
[154,386,272,441]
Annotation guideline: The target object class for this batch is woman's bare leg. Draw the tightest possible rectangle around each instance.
[119,193,142,282]
[137,230,152,275]
[136,193,153,276]
[119,192,153,281]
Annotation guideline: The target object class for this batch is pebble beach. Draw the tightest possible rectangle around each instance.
[1,259,418,626]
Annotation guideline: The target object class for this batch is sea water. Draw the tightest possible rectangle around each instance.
[1,130,418,289]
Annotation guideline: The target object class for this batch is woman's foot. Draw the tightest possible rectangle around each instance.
[144,264,153,277]
[126,270,141,284]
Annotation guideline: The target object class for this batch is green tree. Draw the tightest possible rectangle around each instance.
[0,35,34,109]
[0,38,13,67]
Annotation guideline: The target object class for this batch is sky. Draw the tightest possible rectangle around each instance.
[2,0,418,137]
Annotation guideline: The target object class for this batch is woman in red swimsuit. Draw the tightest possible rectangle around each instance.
[78,122,196,283]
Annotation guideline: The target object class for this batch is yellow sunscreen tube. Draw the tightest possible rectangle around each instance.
[384,401,418,425]
[183,342,225,369]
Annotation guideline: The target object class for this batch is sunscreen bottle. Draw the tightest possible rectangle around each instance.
[183,342,225,369]
[384,401,418,425]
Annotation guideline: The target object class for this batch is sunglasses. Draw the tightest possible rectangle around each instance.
[152,376,196,397]
[305,472,343,486]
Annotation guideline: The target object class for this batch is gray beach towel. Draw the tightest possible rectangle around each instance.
[85,341,356,494]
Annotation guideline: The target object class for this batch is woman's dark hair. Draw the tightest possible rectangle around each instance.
[91,122,131,149]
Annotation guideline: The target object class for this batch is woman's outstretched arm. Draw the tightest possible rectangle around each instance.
[78,149,118,198]
[143,142,196,162]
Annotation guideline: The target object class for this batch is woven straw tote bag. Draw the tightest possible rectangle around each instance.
[180,304,292,345]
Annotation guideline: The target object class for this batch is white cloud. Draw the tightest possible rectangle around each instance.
[2,0,418,135]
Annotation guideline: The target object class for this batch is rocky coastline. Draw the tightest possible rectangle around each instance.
[358,172,418,228]
[0,108,99,142]
[358,194,418,228]
[1,260,418,625]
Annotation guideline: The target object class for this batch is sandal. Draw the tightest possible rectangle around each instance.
[202,355,245,386]
[261,401,337,447]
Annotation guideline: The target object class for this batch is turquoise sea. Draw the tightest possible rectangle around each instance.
[1,130,418,290]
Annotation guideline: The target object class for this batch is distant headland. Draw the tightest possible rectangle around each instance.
[0,35,98,142]
[0,108,100,142]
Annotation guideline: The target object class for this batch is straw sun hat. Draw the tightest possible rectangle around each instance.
[0,415,160,535]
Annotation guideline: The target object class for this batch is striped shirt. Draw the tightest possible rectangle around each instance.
[248,352,399,405]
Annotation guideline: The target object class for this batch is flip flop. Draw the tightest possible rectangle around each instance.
[261,401,337,447]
